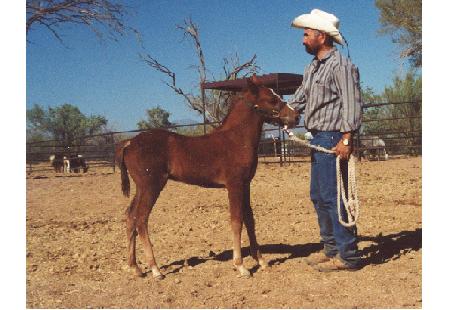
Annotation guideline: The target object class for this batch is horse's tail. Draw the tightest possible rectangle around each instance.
[115,139,131,197]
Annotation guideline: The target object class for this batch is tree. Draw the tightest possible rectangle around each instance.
[137,106,172,130]
[139,17,260,125]
[382,71,422,153]
[361,71,422,155]
[26,0,139,44]
[360,85,386,134]
[27,103,108,145]
[375,0,422,67]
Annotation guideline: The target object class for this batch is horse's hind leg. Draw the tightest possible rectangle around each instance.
[126,195,144,277]
[242,182,268,270]
[135,174,168,279]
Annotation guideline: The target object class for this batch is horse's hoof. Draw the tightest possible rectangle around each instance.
[125,265,144,277]
[260,263,270,271]
[135,270,145,277]
[152,272,165,280]
[237,272,252,279]
[259,260,269,270]
[236,266,251,278]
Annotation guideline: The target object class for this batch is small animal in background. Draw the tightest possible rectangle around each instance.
[67,154,89,173]
[360,136,388,161]
[49,153,89,173]
[49,153,65,173]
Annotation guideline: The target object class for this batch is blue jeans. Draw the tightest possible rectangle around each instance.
[310,131,361,268]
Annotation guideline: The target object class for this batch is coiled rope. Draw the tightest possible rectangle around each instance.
[284,129,360,227]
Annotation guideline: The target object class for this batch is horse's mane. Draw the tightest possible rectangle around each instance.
[214,93,244,130]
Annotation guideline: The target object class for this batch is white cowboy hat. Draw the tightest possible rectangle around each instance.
[291,9,344,45]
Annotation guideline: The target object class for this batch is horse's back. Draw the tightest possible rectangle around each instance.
[126,129,200,166]
[122,130,171,172]
[124,128,257,187]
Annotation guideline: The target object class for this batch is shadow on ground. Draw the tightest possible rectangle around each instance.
[158,228,421,275]
[359,228,422,265]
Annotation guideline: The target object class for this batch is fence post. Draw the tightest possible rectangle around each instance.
[111,133,116,173]
[282,129,288,166]
[26,144,32,175]
[201,87,207,135]
[278,127,283,166]
[356,129,361,161]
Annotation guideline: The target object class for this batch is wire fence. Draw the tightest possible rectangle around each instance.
[259,100,422,164]
[26,101,421,174]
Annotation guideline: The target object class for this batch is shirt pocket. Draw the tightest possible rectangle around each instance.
[311,77,330,94]
[314,79,337,99]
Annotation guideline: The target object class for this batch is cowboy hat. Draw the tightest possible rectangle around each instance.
[291,9,343,45]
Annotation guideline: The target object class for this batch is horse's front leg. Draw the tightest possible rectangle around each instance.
[227,181,251,278]
[242,181,268,270]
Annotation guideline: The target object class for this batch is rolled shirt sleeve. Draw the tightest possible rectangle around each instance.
[333,64,363,132]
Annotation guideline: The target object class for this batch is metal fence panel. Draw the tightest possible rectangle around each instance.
[26,101,422,174]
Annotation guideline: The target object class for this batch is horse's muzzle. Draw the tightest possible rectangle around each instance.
[279,105,299,129]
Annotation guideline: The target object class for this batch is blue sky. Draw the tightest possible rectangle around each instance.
[26,0,404,131]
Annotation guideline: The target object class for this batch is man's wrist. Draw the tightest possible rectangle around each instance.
[341,133,352,147]
[342,132,352,140]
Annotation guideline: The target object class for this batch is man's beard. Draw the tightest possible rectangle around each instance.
[304,44,319,55]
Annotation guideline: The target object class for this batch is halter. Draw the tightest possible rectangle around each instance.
[243,88,284,122]
[252,102,282,117]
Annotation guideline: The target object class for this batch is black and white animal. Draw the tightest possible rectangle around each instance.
[360,135,388,161]
[66,154,89,173]
[49,153,89,173]
[49,153,65,172]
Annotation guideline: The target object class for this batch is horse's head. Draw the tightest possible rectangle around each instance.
[245,75,299,128]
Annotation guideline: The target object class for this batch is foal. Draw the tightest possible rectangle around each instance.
[116,76,298,279]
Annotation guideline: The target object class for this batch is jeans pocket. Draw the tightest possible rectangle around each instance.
[315,138,333,152]
[325,134,342,149]
[311,133,341,154]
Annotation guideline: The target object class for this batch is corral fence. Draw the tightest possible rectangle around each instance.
[258,100,422,165]
[26,101,421,174]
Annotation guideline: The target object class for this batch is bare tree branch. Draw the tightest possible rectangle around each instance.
[223,53,260,80]
[177,17,206,83]
[204,52,260,121]
[140,17,260,123]
[139,53,204,115]
[26,0,140,44]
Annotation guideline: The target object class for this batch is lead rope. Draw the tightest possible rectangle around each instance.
[336,154,359,227]
[283,129,360,227]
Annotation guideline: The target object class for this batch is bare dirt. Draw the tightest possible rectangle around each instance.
[26,156,422,308]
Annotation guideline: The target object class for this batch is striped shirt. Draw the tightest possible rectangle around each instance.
[287,47,362,132]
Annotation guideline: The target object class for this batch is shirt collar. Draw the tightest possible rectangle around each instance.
[315,47,337,63]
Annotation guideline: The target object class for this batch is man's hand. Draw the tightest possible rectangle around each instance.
[332,132,353,160]
[333,140,352,160]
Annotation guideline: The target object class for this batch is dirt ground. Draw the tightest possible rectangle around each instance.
[26,156,422,308]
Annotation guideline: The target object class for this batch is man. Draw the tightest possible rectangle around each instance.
[287,9,363,271]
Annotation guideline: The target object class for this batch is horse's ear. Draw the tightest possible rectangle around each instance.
[251,73,258,84]
[246,76,259,96]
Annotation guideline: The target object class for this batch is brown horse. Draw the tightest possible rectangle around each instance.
[116,75,299,279]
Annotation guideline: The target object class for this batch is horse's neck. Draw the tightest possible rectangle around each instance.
[219,98,261,130]
[216,98,264,145]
